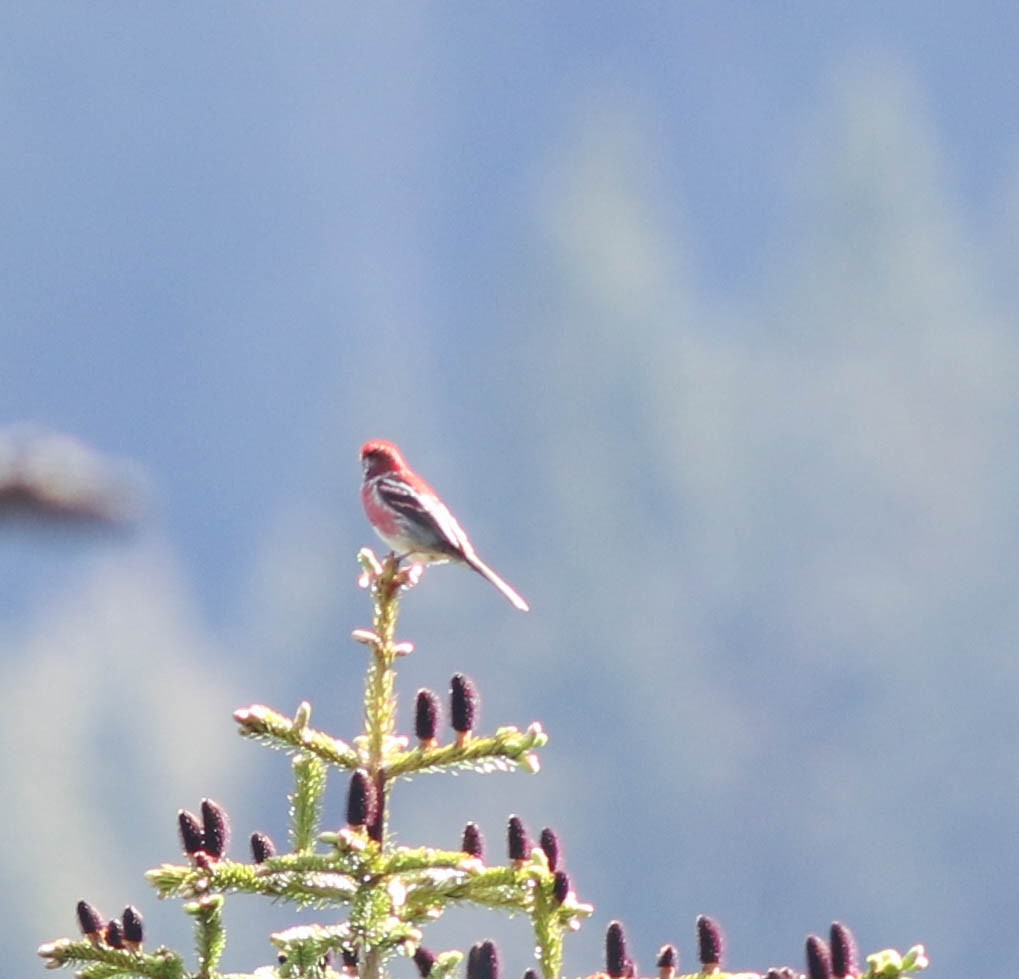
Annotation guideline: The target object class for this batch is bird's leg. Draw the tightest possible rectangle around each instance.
[387,551,425,589]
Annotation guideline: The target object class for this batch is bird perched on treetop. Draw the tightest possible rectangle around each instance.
[360,439,529,611]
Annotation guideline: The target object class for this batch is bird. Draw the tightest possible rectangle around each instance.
[360,439,529,611]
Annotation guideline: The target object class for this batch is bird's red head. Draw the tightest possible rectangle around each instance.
[360,439,406,479]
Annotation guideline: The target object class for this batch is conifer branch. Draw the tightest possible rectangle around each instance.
[233,703,359,768]
[35,939,186,979]
[291,751,329,853]
[383,724,546,779]
[186,894,226,979]
[38,547,927,979]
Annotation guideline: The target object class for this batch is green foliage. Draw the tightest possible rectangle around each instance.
[39,551,586,979]
[187,895,226,979]
[36,548,927,979]
[291,750,329,854]
[865,945,930,978]
[36,939,186,979]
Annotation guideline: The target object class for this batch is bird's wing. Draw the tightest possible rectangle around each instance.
[375,476,473,559]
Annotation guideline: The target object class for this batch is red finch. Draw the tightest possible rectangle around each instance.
[360,439,529,611]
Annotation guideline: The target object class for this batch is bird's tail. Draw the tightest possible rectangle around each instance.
[467,554,530,612]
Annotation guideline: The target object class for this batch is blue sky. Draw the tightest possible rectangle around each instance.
[4,6,1019,978]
